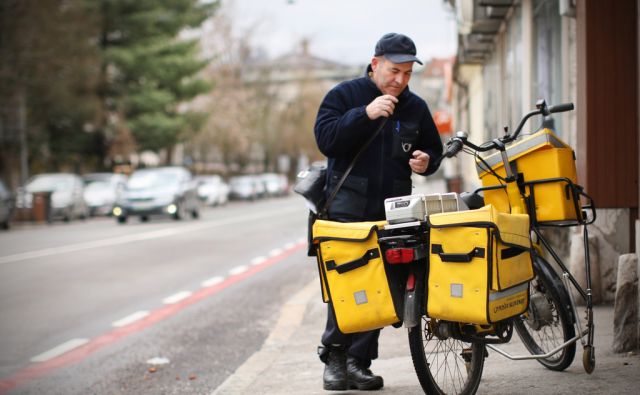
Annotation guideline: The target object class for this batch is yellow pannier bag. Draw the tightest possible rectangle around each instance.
[312,219,400,334]
[477,128,581,225]
[426,205,533,325]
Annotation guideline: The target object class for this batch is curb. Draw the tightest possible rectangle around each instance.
[211,279,319,394]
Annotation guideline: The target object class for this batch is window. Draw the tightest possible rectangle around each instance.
[533,0,564,136]
[483,3,523,139]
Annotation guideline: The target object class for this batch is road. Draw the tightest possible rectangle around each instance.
[0,195,315,394]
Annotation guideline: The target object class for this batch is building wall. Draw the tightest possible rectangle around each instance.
[455,63,484,192]
[452,0,640,304]
[562,12,578,147]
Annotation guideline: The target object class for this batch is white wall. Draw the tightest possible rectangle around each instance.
[456,64,484,192]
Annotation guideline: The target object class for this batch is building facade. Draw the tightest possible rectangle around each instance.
[450,0,639,308]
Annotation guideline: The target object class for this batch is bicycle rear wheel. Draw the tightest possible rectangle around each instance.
[408,317,485,395]
[514,253,576,371]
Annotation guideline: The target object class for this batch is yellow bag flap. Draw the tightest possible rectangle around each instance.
[477,128,572,175]
[428,204,494,226]
[312,219,387,242]
[494,210,530,248]
[428,205,530,249]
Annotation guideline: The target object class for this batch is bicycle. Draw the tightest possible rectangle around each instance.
[377,100,597,394]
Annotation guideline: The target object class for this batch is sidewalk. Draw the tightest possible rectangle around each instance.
[213,278,640,394]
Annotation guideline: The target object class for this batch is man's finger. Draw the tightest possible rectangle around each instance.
[385,95,399,103]
[412,150,426,159]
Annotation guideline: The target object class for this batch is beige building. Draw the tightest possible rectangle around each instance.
[449,0,639,346]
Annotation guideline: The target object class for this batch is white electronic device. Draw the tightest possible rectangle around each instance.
[384,194,427,224]
[384,192,468,224]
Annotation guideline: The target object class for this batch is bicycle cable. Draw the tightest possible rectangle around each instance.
[474,150,507,183]
[473,150,512,212]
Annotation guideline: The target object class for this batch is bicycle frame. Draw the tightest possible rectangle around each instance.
[381,99,597,375]
[463,115,597,372]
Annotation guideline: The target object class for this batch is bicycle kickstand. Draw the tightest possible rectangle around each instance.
[563,224,596,374]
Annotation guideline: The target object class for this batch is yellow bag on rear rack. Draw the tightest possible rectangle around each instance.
[477,128,582,225]
[312,220,400,334]
[426,205,533,325]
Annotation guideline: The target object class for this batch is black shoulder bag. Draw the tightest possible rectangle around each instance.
[297,118,388,256]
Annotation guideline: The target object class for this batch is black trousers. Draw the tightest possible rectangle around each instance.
[321,301,380,367]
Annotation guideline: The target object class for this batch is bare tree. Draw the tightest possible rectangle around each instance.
[186,9,347,177]
[187,8,275,174]
[277,72,326,176]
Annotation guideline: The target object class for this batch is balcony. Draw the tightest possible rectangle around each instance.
[456,0,513,64]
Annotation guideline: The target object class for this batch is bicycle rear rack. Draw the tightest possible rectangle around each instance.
[471,179,597,373]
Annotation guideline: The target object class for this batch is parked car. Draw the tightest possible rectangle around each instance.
[253,175,267,198]
[113,166,200,223]
[0,180,14,229]
[82,173,128,216]
[195,175,229,206]
[260,173,289,197]
[229,175,261,201]
[15,173,89,222]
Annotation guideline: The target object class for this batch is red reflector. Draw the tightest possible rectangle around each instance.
[385,248,414,264]
[406,273,416,291]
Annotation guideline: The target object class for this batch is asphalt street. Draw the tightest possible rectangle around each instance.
[0,195,312,394]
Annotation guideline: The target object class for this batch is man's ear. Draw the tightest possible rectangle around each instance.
[371,57,379,71]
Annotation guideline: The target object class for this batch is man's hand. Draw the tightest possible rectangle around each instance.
[365,95,398,120]
[409,150,430,174]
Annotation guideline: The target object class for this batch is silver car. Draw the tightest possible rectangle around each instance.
[113,166,200,223]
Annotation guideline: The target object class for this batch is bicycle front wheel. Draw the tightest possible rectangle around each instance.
[408,317,485,395]
[514,253,576,371]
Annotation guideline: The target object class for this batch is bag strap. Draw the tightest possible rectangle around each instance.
[325,248,380,274]
[431,244,486,263]
[319,117,388,218]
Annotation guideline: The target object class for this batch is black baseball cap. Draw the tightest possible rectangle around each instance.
[374,33,423,65]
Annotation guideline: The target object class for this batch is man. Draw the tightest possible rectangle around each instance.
[314,33,444,391]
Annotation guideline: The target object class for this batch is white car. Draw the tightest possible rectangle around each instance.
[260,173,289,197]
[16,173,89,222]
[229,175,260,200]
[196,175,229,206]
[83,173,128,216]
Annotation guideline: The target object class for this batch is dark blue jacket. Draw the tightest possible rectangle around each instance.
[314,67,443,221]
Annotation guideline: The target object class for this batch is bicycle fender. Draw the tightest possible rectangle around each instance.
[532,254,576,324]
[403,289,420,328]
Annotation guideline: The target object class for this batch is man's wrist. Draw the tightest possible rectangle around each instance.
[364,104,374,120]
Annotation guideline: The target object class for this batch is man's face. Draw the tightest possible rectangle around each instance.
[371,57,414,97]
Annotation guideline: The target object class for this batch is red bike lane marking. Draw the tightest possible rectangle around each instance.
[0,241,306,394]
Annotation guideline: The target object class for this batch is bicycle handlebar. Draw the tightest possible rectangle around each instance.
[444,138,464,158]
[548,102,574,114]
[442,100,574,160]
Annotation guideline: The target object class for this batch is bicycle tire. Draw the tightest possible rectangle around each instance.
[408,316,485,395]
[514,253,576,371]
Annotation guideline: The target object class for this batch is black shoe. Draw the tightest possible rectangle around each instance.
[347,356,383,391]
[323,347,347,391]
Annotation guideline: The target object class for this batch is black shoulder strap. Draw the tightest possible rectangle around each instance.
[319,118,388,218]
